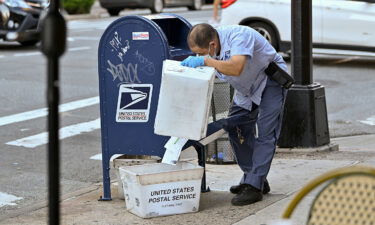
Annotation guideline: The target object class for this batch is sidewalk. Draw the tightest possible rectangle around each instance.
[1,134,374,225]
[64,1,214,21]
[63,0,107,21]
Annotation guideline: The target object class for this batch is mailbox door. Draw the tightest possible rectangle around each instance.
[98,16,171,158]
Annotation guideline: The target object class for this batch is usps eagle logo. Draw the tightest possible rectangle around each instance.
[119,87,149,110]
[116,84,153,122]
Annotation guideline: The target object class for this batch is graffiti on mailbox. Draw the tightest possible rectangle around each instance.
[135,50,155,76]
[109,31,130,62]
[106,60,141,84]
[106,30,157,84]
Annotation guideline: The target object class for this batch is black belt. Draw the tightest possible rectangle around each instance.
[265,61,295,89]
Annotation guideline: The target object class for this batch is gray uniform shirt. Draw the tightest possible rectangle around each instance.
[215,25,287,110]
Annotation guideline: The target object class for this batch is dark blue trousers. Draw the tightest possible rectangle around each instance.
[228,78,286,191]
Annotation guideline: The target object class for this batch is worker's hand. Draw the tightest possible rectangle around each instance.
[180,56,205,68]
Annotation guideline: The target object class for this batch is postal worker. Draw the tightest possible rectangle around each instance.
[181,23,291,206]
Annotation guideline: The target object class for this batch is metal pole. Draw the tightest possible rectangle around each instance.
[210,95,219,164]
[47,56,60,225]
[40,0,66,224]
[291,0,313,85]
[277,0,330,148]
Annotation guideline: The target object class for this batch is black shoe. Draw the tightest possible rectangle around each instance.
[263,179,271,194]
[229,183,247,194]
[231,184,263,206]
[230,179,271,195]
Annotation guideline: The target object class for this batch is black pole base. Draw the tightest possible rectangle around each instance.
[278,83,330,148]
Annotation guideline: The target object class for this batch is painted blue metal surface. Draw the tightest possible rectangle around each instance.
[98,14,192,200]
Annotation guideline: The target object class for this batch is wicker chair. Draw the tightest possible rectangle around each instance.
[282,165,375,225]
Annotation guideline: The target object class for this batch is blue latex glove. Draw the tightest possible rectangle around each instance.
[180,56,205,68]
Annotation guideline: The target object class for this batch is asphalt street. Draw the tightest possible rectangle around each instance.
[1,7,375,217]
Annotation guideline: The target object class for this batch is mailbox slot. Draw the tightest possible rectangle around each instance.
[152,18,192,60]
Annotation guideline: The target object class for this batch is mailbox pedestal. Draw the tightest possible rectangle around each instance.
[98,14,193,200]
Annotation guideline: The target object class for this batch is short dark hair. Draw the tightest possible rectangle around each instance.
[187,23,217,49]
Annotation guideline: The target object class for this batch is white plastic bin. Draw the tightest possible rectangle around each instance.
[154,60,216,140]
[119,162,204,218]
[113,155,160,199]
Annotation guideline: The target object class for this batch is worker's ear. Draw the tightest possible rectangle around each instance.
[209,41,215,48]
[213,40,220,49]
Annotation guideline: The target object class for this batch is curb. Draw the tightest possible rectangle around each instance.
[64,4,213,21]
[276,142,339,153]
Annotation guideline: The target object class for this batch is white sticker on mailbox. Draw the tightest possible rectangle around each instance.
[132,32,149,40]
[116,84,153,122]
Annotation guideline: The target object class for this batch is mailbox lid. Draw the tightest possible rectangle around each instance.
[146,14,193,60]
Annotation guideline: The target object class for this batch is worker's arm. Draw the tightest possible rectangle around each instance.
[204,55,247,76]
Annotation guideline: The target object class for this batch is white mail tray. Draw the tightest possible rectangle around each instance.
[154,60,215,140]
[119,162,204,218]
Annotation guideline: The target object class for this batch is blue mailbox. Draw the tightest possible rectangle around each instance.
[98,14,193,200]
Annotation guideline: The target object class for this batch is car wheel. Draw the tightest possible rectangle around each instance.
[19,40,39,46]
[150,0,163,14]
[188,0,202,10]
[248,22,278,51]
[107,8,121,16]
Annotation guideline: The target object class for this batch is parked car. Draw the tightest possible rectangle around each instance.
[0,0,48,46]
[220,0,375,53]
[100,0,203,16]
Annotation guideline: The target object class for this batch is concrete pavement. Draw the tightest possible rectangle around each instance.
[0,134,374,225]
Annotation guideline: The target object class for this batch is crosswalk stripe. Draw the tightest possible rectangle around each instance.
[90,153,103,160]
[6,118,101,148]
[68,20,111,30]
[90,153,123,161]
[14,52,42,57]
[359,115,375,126]
[0,192,23,207]
[68,46,91,51]
[0,96,99,127]
[68,37,101,42]
[10,46,91,58]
